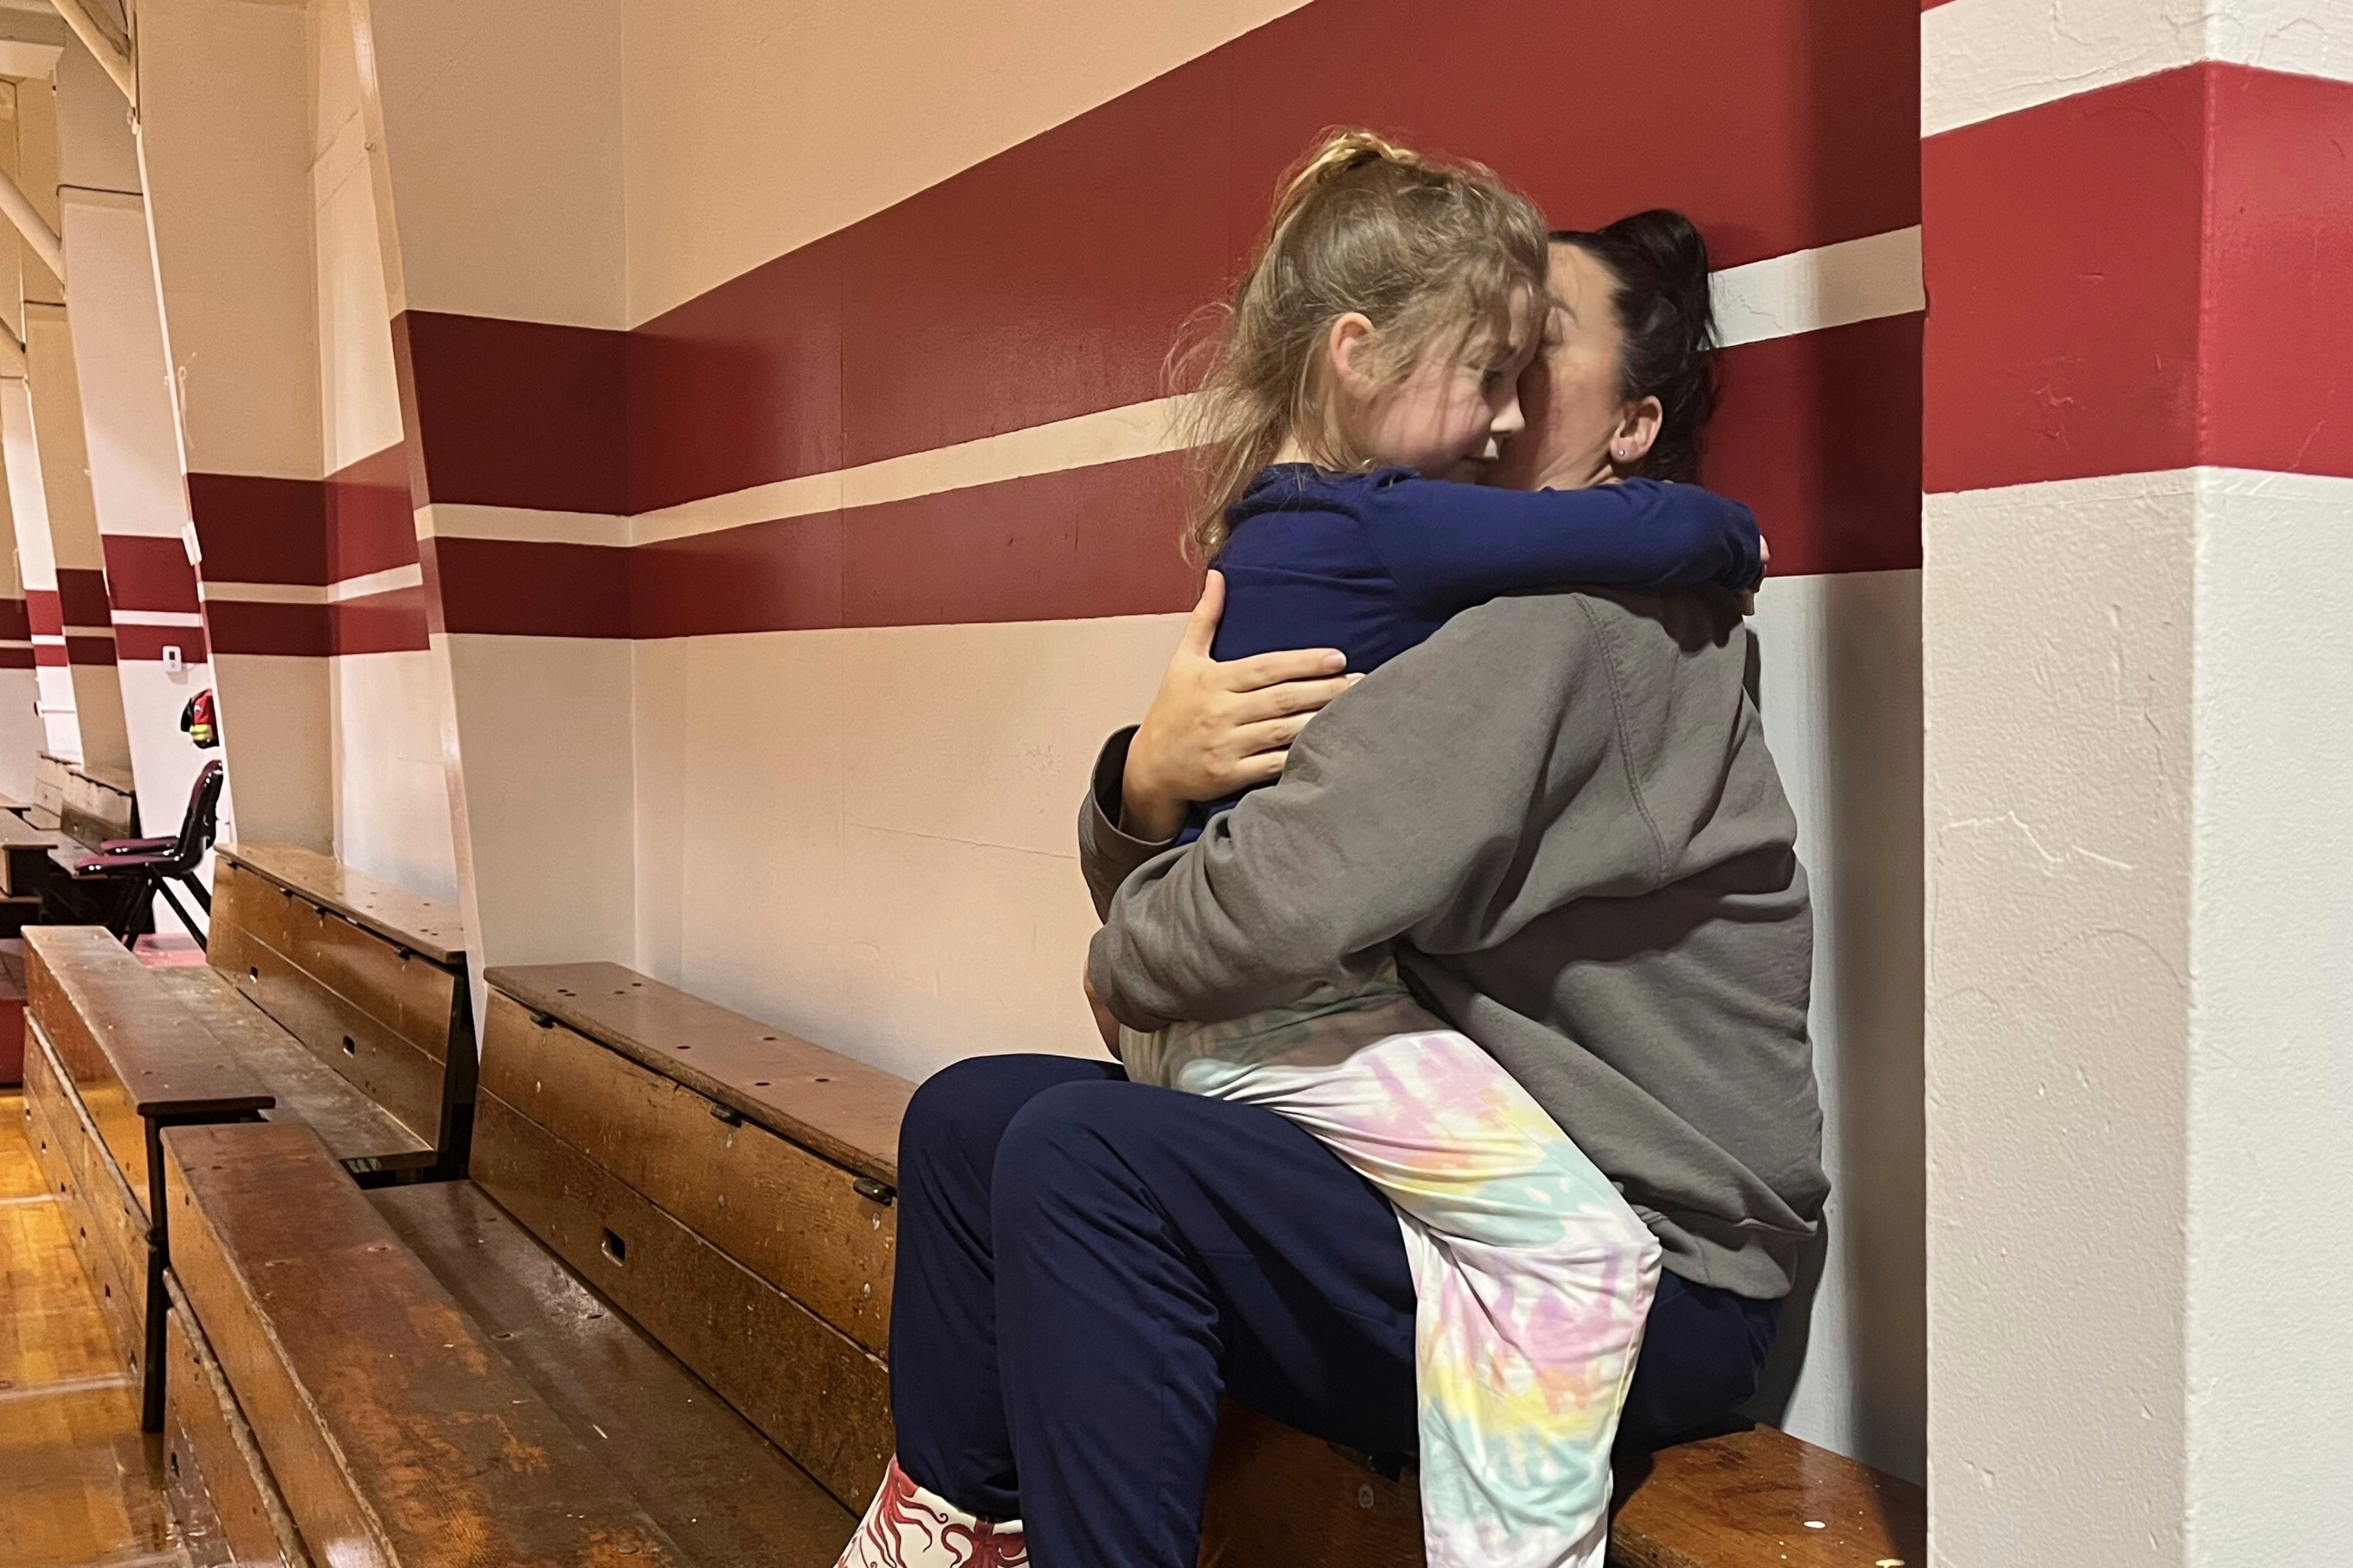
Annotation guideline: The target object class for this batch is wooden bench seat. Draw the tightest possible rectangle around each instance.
[19,926,276,1428]
[371,1178,856,1566]
[161,1117,764,1567]
[481,963,1924,1568]
[205,843,475,1174]
[160,1270,313,1568]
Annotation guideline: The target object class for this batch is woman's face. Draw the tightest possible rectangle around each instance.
[1488,243,1630,493]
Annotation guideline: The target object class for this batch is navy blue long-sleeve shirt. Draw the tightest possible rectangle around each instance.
[1185,463,1761,839]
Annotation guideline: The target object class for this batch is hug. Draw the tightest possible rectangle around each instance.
[843,132,1822,1568]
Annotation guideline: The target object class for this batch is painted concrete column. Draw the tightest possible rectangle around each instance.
[0,69,127,773]
[134,0,334,856]
[54,36,213,845]
[1920,0,2353,1560]
[355,0,633,963]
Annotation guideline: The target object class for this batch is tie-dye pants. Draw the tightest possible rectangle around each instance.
[1120,978,1662,1568]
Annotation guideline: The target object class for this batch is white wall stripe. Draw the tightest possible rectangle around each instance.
[1711,227,1923,349]
[424,227,1929,551]
[202,563,426,605]
[328,563,425,602]
[110,610,207,627]
[1923,0,2353,138]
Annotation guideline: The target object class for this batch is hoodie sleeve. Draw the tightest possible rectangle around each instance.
[1357,476,1760,619]
[1087,595,1665,1028]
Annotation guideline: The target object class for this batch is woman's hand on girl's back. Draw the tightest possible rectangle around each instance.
[1120,571,1358,843]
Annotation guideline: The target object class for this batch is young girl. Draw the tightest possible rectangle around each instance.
[1110,133,1759,1568]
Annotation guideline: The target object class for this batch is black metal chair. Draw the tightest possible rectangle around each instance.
[67,761,224,948]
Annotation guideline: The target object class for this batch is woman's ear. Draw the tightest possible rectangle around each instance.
[1609,395,1665,469]
[1326,313,1380,397]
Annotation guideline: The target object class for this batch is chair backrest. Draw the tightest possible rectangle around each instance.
[169,761,226,869]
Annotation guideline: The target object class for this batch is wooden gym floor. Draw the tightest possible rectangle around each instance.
[0,1093,182,1568]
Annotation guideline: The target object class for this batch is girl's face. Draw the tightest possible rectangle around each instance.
[1323,296,1542,483]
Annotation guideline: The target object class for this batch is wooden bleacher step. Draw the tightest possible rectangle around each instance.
[371,1178,856,1566]
[480,962,1924,1568]
[160,1270,313,1568]
[207,843,475,1175]
[21,925,277,1424]
[163,1118,685,1567]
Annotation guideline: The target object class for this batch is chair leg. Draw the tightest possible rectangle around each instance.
[157,877,208,950]
[109,872,158,946]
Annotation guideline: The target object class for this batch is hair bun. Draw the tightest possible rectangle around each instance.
[1272,129,1423,231]
[1549,209,1720,483]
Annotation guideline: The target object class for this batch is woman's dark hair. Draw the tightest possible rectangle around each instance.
[1547,209,1718,483]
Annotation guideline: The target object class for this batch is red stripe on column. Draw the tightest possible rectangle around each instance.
[185,472,330,585]
[1707,313,1924,576]
[328,444,420,580]
[114,624,209,663]
[204,600,331,658]
[332,588,430,654]
[65,635,116,666]
[25,589,61,636]
[2199,66,2353,478]
[100,535,200,613]
[0,598,28,640]
[395,311,626,514]
[1925,64,2353,492]
[0,647,33,669]
[57,569,110,627]
[34,643,65,667]
[432,536,632,638]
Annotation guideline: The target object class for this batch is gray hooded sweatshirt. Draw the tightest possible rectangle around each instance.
[1082,588,1826,1299]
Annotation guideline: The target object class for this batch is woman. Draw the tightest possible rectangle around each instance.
[840,214,1824,1568]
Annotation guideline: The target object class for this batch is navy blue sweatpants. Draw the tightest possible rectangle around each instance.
[888,1054,1781,1568]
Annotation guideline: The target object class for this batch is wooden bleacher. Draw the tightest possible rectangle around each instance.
[25,902,1921,1567]
[198,843,475,1176]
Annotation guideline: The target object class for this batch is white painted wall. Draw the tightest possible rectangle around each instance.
[207,652,331,855]
[329,649,459,904]
[618,0,1311,321]
[2184,467,2353,1557]
[1926,470,2197,1564]
[443,632,635,969]
[1747,569,1926,1481]
[631,616,1173,1083]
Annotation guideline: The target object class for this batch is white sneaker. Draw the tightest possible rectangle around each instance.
[836,1456,1030,1568]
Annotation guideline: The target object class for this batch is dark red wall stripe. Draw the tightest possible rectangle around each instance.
[328,443,421,580]
[56,568,110,627]
[0,647,32,670]
[186,471,331,585]
[100,535,200,614]
[204,600,331,658]
[430,536,631,639]
[399,0,1918,516]
[0,597,28,641]
[114,624,209,663]
[65,634,116,666]
[431,303,1920,639]
[396,312,626,515]
[1926,63,2353,492]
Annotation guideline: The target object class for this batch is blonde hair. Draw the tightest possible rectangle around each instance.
[1172,129,1549,561]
